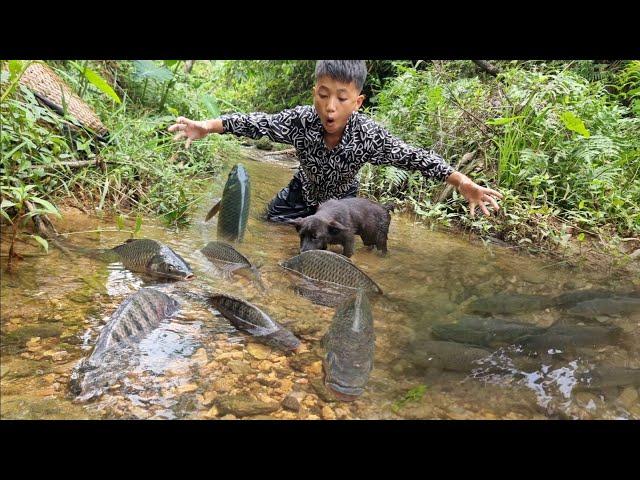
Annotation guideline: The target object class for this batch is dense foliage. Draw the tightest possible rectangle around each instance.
[2,59,638,264]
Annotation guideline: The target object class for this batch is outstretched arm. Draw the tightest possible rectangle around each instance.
[368,123,502,217]
[168,107,307,149]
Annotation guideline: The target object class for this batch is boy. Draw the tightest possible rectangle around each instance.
[168,60,502,221]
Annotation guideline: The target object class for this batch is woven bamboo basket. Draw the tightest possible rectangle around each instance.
[18,62,109,138]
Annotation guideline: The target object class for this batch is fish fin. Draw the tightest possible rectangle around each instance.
[251,267,266,292]
[204,200,221,222]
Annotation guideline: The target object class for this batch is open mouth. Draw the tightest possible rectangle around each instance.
[326,118,335,128]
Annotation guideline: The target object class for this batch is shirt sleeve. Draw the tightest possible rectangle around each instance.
[220,106,305,145]
[365,122,455,182]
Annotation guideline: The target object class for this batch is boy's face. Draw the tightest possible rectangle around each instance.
[313,76,364,136]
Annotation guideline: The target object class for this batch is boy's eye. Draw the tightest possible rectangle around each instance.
[339,98,348,102]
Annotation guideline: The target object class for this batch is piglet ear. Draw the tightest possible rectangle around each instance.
[285,218,303,232]
[327,220,346,236]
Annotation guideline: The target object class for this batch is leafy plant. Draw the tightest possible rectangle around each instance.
[391,384,428,414]
[1,184,61,270]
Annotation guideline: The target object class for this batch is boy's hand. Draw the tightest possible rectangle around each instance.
[457,177,503,218]
[168,117,210,149]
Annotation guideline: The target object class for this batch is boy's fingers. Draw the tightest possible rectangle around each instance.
[485,195,500,211]
[480,203,490,216]
[168,123,185,133]
[173,132,186,142]
[469,202,476,218]
[486,188,503,199]
[185,138,192,149]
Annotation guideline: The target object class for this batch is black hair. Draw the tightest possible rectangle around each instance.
[315,60,367,92]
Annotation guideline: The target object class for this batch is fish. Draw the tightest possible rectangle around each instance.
[280,250,382,306]
[200,241,264,290]
[410,340,493,372]
[205,163,251,242]
[431,316,547,348]
[575,366,640,391]
[566,296,640,318]
[112,239,193,280]
[467,293,557,314]
[321,290,375,401]
[69,288,180,400]
[209,293,300,351]
[516,324,624,354]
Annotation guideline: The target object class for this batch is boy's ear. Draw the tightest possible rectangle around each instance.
[356,94,365,110]
[327,220,346,236]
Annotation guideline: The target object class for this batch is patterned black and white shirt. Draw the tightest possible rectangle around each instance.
[220,105,454,206]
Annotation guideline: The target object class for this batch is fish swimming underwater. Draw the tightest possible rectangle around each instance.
[321,290,376,401]
[112,239,193,280]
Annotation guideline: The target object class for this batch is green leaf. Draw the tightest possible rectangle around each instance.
[1,199,17,209]
[560,111,590,137]
[202,94,220,118]
[486,116,525,126]
[116,214,125,231]
[29,197,61,217]
[30,234,49,253]
[133,60,174,82]
[166,106,179,116]
[8,60,23,80]
[577,233,585,242]
[163,60,179,67]
[134,215,143,234]
[83,68,121,104]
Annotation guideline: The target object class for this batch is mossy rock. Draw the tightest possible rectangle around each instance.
[255,137,274,151]
[215,395,280,417]
[2,323,64,354]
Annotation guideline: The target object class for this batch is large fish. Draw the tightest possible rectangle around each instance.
[467,293,557,314]
[575,366,640,391]
[516,324,624,354]
[200,241,264,290]
[205,163,251,242]
[280,250,382,306]
[431,316,547,348]
[69,288,180,400]
[410,340,493,372]
[566,296,640,319]
[112,239,193,280]
[209,293,299,351]
[321,290,375,401]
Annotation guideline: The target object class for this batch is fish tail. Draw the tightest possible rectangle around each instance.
[205,200,221,222]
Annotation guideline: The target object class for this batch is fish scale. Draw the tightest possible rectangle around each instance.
[280,250,382,293]
[112,239,193,280]
[69,288,180,400]
[321,290,375,399]
[209,293,300,351]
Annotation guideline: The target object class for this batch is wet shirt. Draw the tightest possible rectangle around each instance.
[220,105,454,206]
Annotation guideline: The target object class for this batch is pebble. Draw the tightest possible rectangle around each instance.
[176,384,198,394]
[282,391,305,412]
[247,343,271,360]
[191,348,208,366]
[258,360,273,372]
[216,351,243,361]
[308,361,323,375]
[617,387,639,409]
[220,414,236,420]
[201,391,218,406]
[212,377,236,393]
[227,360,252,375]
[204,406,219,418]
[321,406,336,420]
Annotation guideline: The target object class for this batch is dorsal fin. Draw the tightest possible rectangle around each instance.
[205,200,221,222]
